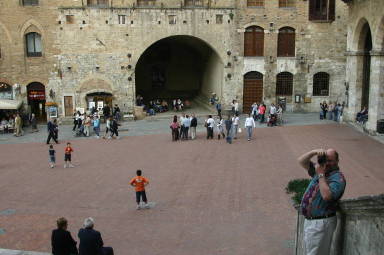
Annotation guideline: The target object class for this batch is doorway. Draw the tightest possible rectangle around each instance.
[243,72,263,113]
[27,82,46,121]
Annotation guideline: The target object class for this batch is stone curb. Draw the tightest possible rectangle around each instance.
[0,249,50,255]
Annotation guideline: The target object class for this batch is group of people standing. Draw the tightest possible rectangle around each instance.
[320,101,344,122]
[72,111,120,139]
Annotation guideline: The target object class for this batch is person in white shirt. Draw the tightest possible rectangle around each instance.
[251,102,258,120]
[205,115,215,139]
[244,114,256,141]
[216,117,225,140]
[270,103,277,116]
[232,114,240,139]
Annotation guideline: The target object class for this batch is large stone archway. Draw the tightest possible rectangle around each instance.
[135,35,224,106]
[77,78,114,110]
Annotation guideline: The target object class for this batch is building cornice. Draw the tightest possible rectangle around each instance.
[345,50,384,56]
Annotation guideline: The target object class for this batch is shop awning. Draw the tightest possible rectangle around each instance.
[0,99,22,110]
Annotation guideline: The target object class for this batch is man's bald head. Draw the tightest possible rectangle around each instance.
[326,148,339,162]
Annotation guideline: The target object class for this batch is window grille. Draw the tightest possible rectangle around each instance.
[247,0,264,7]
[276,72,293,96]
[168,15,177,25]
[313,72,330,96]
[244,26,264,57]
[279,0,295,8]
[87,0,108,6]
[277,27,295,57]
[309,0,335,21]
[66,15,75,24]
[118,15,126,24]
[26,32,42,57]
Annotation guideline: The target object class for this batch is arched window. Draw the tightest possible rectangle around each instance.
[276,72,293,96]
[277,27,295,57]
[244,26,264,56]
[87,0,109,6]
[25,32,42,57]
[309,0,335,21]
[0,83,13,100]
[247,0,264,7]
[279,0,295,8]
[313,72,330,96]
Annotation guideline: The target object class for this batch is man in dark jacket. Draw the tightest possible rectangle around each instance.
[47,118,59,144]
[52,217,78,255]
[78,217,113,255]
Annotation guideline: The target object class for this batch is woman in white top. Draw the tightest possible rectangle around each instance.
[244,113,256,141]
[103,117,111,139]
[231,114,240,139]
[216,117,225,140]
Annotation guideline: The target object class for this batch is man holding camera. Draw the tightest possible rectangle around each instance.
[298,148,346,255]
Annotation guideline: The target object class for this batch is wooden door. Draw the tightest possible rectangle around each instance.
[64,96,73,116]
[243,72,263,113]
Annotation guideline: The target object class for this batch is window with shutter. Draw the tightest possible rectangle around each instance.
[313,72,330,96]
[309,0,335,22]
[244,26,264,57]
[185,0,203,7]
[276,72,293,96]
[279,0,295,8]
[87,0,109,6]
[247,0,264,7]
[23,0,39,6]
[26,32,42,57]
[137,0,156,6]
[277,27,295,57]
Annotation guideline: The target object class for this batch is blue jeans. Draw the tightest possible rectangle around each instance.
[246,126,253,140]
[94,127,100,136]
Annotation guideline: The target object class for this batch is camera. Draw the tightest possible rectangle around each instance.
[318,154,327,165]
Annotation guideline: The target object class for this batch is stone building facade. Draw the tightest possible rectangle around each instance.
[342,0,384,134]
[0,0,357,123]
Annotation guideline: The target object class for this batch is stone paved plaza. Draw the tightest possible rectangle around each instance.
[0,116,384,255]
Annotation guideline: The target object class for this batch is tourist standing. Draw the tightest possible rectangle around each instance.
[251,102,258,120]
[244,113,256,141]
[73,111,80,131]
[103,117,112,139]
[14,113,23,137]
[298,148,346,255]
[49,145,56,168]
[328,102,334,120]
[216,116,225,140]
[205,115,215,139]
[231,114,240,139]
[190,114,197,140]
[47,119,59,144]
[102,105,110,123]
[113,104,121,121]
[321,101,328,119]
[30,113,38,132]
[84,115,91,137]
[51,217,78,255]
[258,104,266,123]
[182,114,191,140]
[276,104,283,126]
[216,101,222,119]
[130,169,150,210]
[110,118,120,139]
[170,115,180,141]
[64,142,74,168]
[93,115,100,138]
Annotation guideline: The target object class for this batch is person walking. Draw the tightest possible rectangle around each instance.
[244,113,256,141]
[30,113,38,132]
[216,101,222,119]
[190,114,197,140]
[51,217,78,255]
[110,118,120,139]
[298,148,346,255]
[64,142,74,168]
[103,116,112,139]
[102,104,110,123]
[130,169,150,210]
[205,115,215,139]
[231,114,240,139]
[73,111,80,131]
[251,102,258,120]
[47,119,59,144]
[49,145,56,168]
[93,116,100,138]
[216,116,225,140]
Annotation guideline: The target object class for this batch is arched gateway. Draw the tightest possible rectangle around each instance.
[135,35,224,105]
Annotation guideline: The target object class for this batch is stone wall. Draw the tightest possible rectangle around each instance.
[295,194,384,255]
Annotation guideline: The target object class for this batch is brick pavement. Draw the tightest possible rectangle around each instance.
[0,123,383,255]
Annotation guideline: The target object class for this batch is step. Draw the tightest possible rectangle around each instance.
[0,249,50,255]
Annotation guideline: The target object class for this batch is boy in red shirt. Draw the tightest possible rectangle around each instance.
[130,169,149,210]
[64,142,74,168]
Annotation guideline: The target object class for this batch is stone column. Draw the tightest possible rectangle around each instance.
[366,51,384,133]
[344,51,364,121]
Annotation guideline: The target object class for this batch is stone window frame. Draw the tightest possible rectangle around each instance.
[118,15,126,25]
[247,0,264,8]
[137,0,157,7]
[66,15,75,24]
[216,15,223,24]
[278,0,295,8]
[308,0,336,22]
[168,15,177,25]
[25,32,43,57]
[87,0,109,7]
[313,72,330,96]
[184,0,204,7]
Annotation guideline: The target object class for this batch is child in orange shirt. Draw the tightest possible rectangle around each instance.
[64,142,74,168]
[130,169,149,210]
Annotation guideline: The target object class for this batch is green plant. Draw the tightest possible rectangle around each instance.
[286,178,311,205]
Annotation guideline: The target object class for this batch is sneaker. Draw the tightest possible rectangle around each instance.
[50,165,54,168]
[144,204,150,209]
[136,205,141,210]
[69,164,74,168]
[64,164,67,168]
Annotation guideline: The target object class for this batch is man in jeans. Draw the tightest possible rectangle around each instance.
[298,148,346,255]
[190,113,197,139]
[244,113,256,141]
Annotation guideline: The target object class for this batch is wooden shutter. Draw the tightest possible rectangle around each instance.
[278,28,295,57]
[255,28,264,56]
[309,0,316,20]
[244,29,254,56]
[244,26,264,57]
[328,0,335,21]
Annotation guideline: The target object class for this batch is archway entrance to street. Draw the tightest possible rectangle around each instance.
[27,82,46,120]
[360,23,372,110]
[243,72,263,113]
[135,35,224,108]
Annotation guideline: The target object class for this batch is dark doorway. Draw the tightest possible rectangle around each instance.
[135,36,223,105]
[362,24,372,110]
[27,82,46,120]
[243,72,263,113]
[86,92,113,112]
